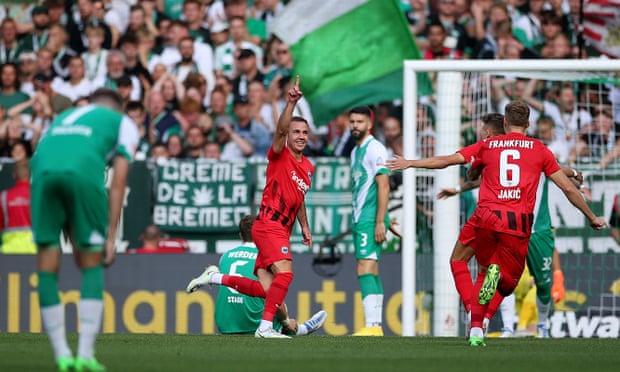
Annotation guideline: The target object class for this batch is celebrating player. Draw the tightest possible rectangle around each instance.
[348,106,390,336]
[186,75,314,338]
[31,88,139,371]
[386,100,607,346]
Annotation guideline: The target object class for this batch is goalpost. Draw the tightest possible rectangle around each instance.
[401,59,620,337]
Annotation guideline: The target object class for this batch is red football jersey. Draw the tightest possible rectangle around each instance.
[459,132,561,236]
[256,145,314,233]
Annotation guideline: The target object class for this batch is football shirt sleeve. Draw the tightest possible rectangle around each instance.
[117,116,140,162]
[457,141,482,164]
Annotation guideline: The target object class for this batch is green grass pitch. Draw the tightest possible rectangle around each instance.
[1,334,619,372]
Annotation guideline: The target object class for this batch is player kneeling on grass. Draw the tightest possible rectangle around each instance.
[186,215,327,336]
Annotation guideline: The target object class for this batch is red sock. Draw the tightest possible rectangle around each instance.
[222,275,266,297]
[484,291,504,320]
[469,273,488,328]
[263,272,293,322]
[450,260,473,312]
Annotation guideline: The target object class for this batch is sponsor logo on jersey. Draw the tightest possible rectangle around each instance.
[291,171,310,194]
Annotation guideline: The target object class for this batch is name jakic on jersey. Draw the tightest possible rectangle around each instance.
[291,171,310,194]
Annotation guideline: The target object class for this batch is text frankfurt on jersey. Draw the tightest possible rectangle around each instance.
[488,139,534,149]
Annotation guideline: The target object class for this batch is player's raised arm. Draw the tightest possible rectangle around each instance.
[273,75,303,154]
[385,153,467,171]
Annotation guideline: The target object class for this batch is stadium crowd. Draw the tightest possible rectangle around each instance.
[0,0,617,167]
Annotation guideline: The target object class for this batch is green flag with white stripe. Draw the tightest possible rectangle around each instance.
[272,0,432,125]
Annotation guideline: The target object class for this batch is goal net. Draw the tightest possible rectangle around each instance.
[401,59,620,337]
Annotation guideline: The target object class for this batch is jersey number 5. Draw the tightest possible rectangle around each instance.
[499,149,521,187]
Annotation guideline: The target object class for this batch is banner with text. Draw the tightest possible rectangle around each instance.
[153,160,254,232]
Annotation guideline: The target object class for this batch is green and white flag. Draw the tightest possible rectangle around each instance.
[272,0,431,125]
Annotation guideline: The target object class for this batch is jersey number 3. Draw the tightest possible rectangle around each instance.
[499,149,521,187]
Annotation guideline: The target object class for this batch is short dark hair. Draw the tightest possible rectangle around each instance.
[481,113,505,135]
[90,88,124,110]
[239,215,255,242]
[504,101,530,127]
[349,106,374,120]
[125,100,144,113]
[291,116,308,126]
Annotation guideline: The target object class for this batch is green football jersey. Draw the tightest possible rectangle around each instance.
[350,136,390,225]
[215,243,265,334]
[532,174,552,233]
[31,104,139,184]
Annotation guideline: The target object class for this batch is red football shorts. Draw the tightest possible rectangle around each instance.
[467,207,530,296]
[252,222,292,274]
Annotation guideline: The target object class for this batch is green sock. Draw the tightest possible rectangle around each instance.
[81,265,104,300]
[374,275,384,295]
[358,273,378,299]
[38,271,60,307]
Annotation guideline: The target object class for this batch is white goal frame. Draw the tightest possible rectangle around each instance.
[401,59,620,337]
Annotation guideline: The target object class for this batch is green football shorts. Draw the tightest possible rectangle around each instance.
[31,172,108,250]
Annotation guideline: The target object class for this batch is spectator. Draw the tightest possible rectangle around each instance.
[209,21,230,48]
[513,0,545,50]
[116,75,134,108]
[153,72,184,111]
[10,140,30,161]
[247,80,274,133]
[124,4,153,38]
[65,0,113,54]
[262,37,292,88]
[32,72,72,115]
[214,16,263,78]
[5,92,53,142]
[0,115,40,158]
[119,34,153,94]
[17,52,38,97]
[171,37,201,84]
[185,124,205,159]
[44,0,66,26]
[166,133,186,159]
[81,25,109,83]
[149,20,215,95]
[250,0,283,37]
[19,6,51,53]
[147,90,181,143]
[149,141,169,160]
[539,10,564,58]
[383,116,403,159]
[534,115,568,161]
[0,63,31,113]
[224,0,265,45]
[34,48,56,80]
[95,50,142,101]
[125,100,151,159]
[46,23,78,79]
[135,28,159,70]
[133,224,162,253]
[567,110,616,164]
[423,21,462,60]
[98,0,128,47]
[183,0,211,45]
[0,18,21,64]
[523,79,592,163]
[547,33,573,59]
[202,141,221,160]
[233,95,270,157]
[325,112,354,157]
[183,72,209,109]
[51,56,94,102]
[208,87,229,118]
[214,114,253,160]
[0,159,36,254]
[404,0,428,43]
[232,48,264,100]
[430,0,470,57]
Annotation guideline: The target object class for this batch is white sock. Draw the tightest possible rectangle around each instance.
[77,299,103,360]
[297,323,308,336]
[362,295,377,327]
[470,327,484,338]
[41,304,72,360]
[482,317,490,336]
[374,294,384,327]
[258,320,273,331]
[210,273,223,285]
[500,293,516,332]
[536,297,551,325]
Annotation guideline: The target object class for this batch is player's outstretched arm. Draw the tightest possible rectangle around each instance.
[385,153,466,171]
[437,178,481,199]
[105,156,130,266]
[548,170,607,230]
[273,75,303,154]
